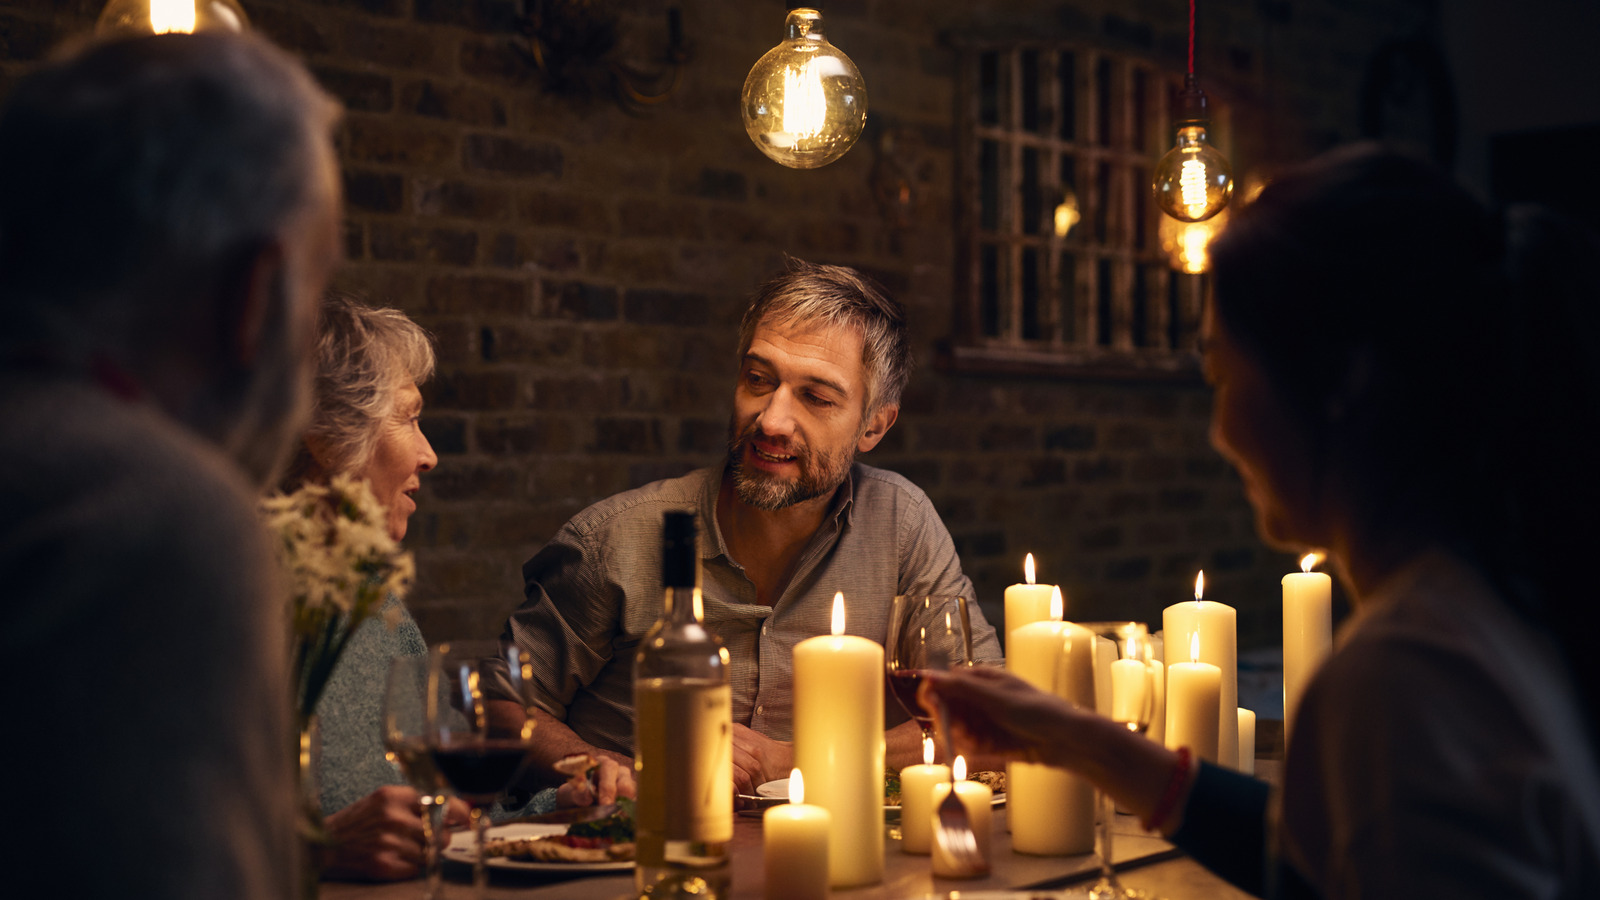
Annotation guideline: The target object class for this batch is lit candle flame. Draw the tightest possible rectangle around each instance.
[1194,570,1205,603]
[922,736,934,766]
[1024,552,1036,585]
[1301,552,1323,573]
[1190,631,1200,664]
[151,0,197,33]
[789,767,806,805]
[831,591,845,636]
[1049,585,1063,620]
[953,754,967,781]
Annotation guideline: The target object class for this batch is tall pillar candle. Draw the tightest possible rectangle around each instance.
[1283,554,1333,740]
[1237,708,1257,775]
[1004,553,1058,643]
[764,769,830,900]
[898,738,948,854]
[793,593,883,887]
[1165,646,1221,761]
[1163,572,1238,766]
[1005,616,1095,855]
[1147,660,1166,745]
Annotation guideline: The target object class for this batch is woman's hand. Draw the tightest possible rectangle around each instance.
[321,785,434,882]
[918,666,1090,768]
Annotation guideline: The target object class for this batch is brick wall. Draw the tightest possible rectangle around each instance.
[1,0,1433,648]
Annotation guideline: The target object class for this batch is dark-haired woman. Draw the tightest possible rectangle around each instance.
[924,146,1600,897]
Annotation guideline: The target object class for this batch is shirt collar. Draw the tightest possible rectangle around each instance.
[699,462,859,561]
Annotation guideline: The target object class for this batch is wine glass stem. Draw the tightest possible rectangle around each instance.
[421,796,445,900]
[471,805,490,898]
[1097,787,1119,887]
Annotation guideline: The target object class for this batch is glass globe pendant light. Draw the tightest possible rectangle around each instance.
[1151,0,1232,222]
[741,2,868,169]
[97,0,249,36]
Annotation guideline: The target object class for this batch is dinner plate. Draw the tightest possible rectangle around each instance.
[443,822,634,873]
[756,778,1006,812]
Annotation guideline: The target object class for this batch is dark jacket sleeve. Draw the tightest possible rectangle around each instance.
[1169,761,1273,896]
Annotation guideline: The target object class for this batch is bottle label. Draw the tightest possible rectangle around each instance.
[635,678,734,845]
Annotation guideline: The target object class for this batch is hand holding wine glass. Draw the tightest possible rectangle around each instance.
[886,594,974,746]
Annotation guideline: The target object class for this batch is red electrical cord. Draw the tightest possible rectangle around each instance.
[1188,0,1196,75]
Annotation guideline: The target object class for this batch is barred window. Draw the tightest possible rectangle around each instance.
[945,44,1215,379]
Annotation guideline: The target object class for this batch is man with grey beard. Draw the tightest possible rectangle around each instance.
[0,32,342,898]
[497,260,1002,804]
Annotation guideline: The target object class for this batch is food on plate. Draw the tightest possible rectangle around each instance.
[884,769,1004,806]
[482,798,637,864]
[552,752,600,779]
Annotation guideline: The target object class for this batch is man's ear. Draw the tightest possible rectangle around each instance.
[225,238,287,368]
[857,404,899,453]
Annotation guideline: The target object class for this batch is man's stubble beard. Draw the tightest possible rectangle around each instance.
[726,415,857,512]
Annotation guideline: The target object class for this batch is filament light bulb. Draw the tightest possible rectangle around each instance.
[97,0,248,34]
[741,5,868,169]
[1151,75,1232,223]
[1158,206,1228,274]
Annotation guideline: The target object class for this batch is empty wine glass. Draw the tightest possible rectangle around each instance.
[886,595,974,743]
[1078,621,1160,900]
[383,655,449,900]
[426,639,540,899]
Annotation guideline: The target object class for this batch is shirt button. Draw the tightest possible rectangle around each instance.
[756,705,765,715]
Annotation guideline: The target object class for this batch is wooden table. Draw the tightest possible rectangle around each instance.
[321,807,1258,900]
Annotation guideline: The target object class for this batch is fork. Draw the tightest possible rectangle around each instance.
[932,699,988,876]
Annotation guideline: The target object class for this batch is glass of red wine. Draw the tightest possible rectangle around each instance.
[886,595,974,744]
[425,639,539,898]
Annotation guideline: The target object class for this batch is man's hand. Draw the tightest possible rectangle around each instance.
[556,753,637,807]
[731,723,794,797]
[320,785,432,882]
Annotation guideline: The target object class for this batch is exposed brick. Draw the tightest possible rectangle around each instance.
[1159,488,1206,511]
[679,418,726,454]
[531,457,632,499]
[415,319,475,366]
[1186,455,1229,479]
[1106,556,1153,581]
[415,0,518,32]
[547,280,619,321]
[1210,546,1256,571]
[338,19,445,70]
[343,170,404,214]
[345,118,456,166]
[978,423,1035,452]
[876,459,942,489]
[1106,422,1154,450]
[1079,525,1122,551]
[427,370,521,410]
[914,422,976,452]
[475,416,578,454]
[1072,457,1124,484]
[464,134,564,177]
[400,80,508,127]
[628,460,702,487]
[459,36,534,84]
[481,321,581,365]
[1022,458,1068,486]
[531,375,623,412]
[246,5,330,54]
[425,275,530,314]
[419,414,468,454]
[319,0,405,15]
[1131,455,1181,482]
[692,168,749,202]
[370,223,478,265]
[312,65,393,113]
[1138,521,1182,545]
[1045,424,1097,451]
[624,288,711,326]
[704,208,783,245]
[952,530,1006,559]
[342,221,364,260]
[425,461,521,501]
[0,12,57,59]
[795,218,863,255]
[590,417,663,454]
[415,178,512,220]
[618,198,704,240]
[517,189,612,232]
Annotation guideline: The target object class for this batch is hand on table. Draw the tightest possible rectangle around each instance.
[732,723,794,799]
[556,752,636,807]
[321,785,465,882]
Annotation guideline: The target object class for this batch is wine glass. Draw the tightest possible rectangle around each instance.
[425,639,540,899]
[1078,622,1160,900]
[383,655,449,900]
[886,595,974,744]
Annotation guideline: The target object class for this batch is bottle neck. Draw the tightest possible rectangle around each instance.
[663,585,702,624]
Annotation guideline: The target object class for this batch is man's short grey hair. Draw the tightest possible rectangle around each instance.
[290,293,436,481]
[0,31,341,356]
[738,259,913,416]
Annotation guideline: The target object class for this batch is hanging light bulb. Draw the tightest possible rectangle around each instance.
[97,0,249,35]
[741,3,868,169]
[1152,74,1232,222]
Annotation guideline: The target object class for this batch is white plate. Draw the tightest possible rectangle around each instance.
[756,778,1006,812]
[443,822,634,873]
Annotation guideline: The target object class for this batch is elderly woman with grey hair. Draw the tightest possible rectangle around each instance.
[282,292,457,881]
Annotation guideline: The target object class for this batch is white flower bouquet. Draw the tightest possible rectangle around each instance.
[261,473,415,726]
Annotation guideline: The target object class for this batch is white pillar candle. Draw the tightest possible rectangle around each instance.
[1237,709,1257,775]
[930,756,992,878]
[1165,634,1221,761]
[1283,553,1333,741]
[1092,634,1116,715]
[1005,614,1094,855]
[793,593,883,887]
[1110,657,1150,725]
[1004,554,1059,643]
[1147,659,1166,745]
[764,769,830,900]
[898,738,948,854]
[1163,571,1238,766]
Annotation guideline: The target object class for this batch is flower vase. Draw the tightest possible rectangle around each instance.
[297,714,326,899]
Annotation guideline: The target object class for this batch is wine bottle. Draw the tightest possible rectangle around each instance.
[633,511,733,899]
